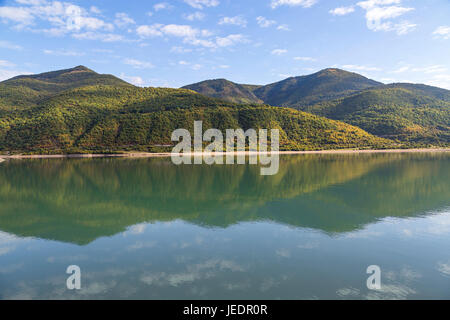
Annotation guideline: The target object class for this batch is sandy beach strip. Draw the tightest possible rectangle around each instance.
[0,148,449,160]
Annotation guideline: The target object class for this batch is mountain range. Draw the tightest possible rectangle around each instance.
[0,66,448,154]
[183,68,450,145]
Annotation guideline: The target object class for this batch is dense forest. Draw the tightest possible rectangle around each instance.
[301,86,450,144]
[184,68,450,146]
[0,66,448,154]
[182,78,263,104]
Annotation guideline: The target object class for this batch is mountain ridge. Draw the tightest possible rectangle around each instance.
[0,66,394,154]
[182,78,264,104]
[0,65,131,110]
[182,68,449,145]
[253,68,383,107]
[0,66,448,153]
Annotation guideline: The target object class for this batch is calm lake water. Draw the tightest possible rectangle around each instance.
[0,153,449,300]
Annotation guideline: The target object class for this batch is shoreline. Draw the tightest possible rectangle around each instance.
[0,148,449,159]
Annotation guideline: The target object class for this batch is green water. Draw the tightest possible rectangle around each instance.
[0,153,449,299]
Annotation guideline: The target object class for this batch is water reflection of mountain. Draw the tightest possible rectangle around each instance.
[0,153,448,244]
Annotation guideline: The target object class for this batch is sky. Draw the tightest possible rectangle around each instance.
[0,0,449,89]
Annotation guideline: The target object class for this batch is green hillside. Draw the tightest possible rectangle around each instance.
[0,86,391,154]
[3,65,449,154]
[0,65,131,110]
[385,83,450,102]
[182,78,264,104]
[240,84,262,92]
[301,85,450,145]
[0,67,392,154]
[253,68,382,107]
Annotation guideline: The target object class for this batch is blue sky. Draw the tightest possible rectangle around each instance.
[0,0,449,88]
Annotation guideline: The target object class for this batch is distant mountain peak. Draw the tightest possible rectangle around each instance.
[314,68,365,78]
[182,78,263,104]
[318,68,344,74]
[1,66,132,106]
[71,65,95,72]
[252,68,382,107]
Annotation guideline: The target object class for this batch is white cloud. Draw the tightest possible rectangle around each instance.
[271,0,317,9]
[342,64,381,71]
[186,37,216,48]
[329,6,355,16]
[256,16,276,28]
[137,23,246,49]
[177,60,203,70]
[218,16,247,27]
[417,70,450,89]
[136,23,206,39]
[256,16,289,31]
[0,60,16,67]
[124,58,154,69]
[394,21,417,35]
[90,6,101,14]
[170,46,193,53]
[0,68,33,81]
[389,65,450,89]
[15,0,47,4]
[215,34,247,47]
[294,56,316,61]
[184,0,219,10]
[275,248,291,258]
[357,0,402,10]
[356,0,416,35]
[43,49,85,56]
[271,49,287,55]
[0,41,23,50]
[0,1,115,36]
[72,32,124,42]
[0,246,15,256]
[120,73,145,86]
[136,24,164,37]
[141,259,245,288]
[364,6,414,21]
[0,6,34,26]
[162,24,199,38]
[437,261,450,276]
[277,24,290,31]
[184,12,205,21]
[68,16,114,32]
[433,26,450,40]
[154,2,173,11]
[114,13,135,28]
[393,65,448,75]
[392,66,409,73]
[413,65,448,74]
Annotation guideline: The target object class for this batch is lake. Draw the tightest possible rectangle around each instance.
[0,153,449,299]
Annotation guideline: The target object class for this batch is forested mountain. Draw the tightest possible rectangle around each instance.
[0,65,131,110]
[0,66,392,154]
[252,68,382,107]
[300,85,450,144]
[183,68,449,145]
[184,69,382,108]
[1,66,449,154]
[182,78,263,104]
